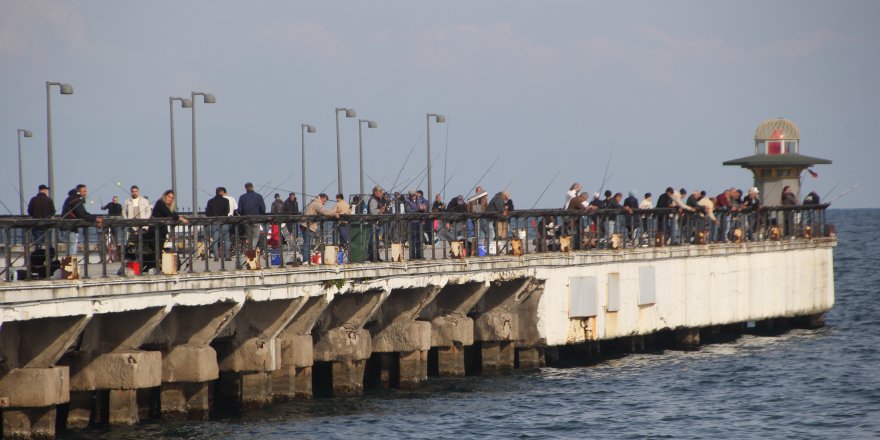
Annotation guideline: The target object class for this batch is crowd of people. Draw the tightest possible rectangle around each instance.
[19,178,824,271]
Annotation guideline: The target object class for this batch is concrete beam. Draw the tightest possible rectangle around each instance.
[420,282,490,377]
[0,315,91,369]
[212,296,306,410]
[59,307,169,427]
[368,286,441,388]
[312,289,388,397]
[470,278,545,372]
[271,295,332,400]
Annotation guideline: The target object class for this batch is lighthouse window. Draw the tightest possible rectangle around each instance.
[767,140,783,155]
[785,141,797,153]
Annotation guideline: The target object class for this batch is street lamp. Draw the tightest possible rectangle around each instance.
[169,96,193,200]
[426,113,446,203]
[46,81,73,203]
[191,91,216,215]
[358,119,377,201]
[16,129,33,215]
[335,107,356,195]
[301,124,316,204]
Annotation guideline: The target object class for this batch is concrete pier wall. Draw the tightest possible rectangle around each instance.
[0,239,835,438]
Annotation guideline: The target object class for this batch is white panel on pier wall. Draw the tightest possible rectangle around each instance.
[536,246,835,346]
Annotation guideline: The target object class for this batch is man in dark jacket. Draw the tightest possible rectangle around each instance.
[238,182,266,250]
[206,187,231,260]
[27,184,55,247]
[656,187,675,234]
[60,184,102,255]
[282,192,300,242]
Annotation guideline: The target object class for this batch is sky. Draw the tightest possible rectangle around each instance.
[1,0,878,213]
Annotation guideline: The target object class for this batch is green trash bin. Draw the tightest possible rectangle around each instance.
[349,221,367,263]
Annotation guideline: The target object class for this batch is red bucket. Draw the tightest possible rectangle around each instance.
[126,261,141,275]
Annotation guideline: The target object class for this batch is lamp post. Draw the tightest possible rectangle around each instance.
[169,97,193,200]
[16,129,33,215]
[46,81,73,204]
[358,119,377,201]
[426,113,446,203]
[301,124,316,204]
[335,107,356,195]
[190,91,216,215]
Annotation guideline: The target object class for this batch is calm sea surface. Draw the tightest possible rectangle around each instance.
[64,209,880,439]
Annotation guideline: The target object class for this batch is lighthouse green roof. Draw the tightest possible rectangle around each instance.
[723,153,832,168]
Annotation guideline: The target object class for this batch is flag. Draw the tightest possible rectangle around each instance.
[807,169,818,178]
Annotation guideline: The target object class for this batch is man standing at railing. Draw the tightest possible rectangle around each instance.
[238,182,266,251]
[367,185,388,262]
[27,184,54,248]
[60,184,103,256]
[206,187,231,261]
[333,194,351,247]
[302,193,337,264]
[742,187,762,240]
[485,191,509,250]
[780,185,799,239]
[282,192,299,244]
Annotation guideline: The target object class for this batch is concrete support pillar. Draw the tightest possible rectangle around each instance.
[146,300,242,419]
[65,391,93,429]
[399,350,428,389]
[421,282,490,377]
[1,407,56,439]
[0,315,90,438]
[470,278,546,375]
[60,307,169,427]
[212,296,306,411]
[436,343,466,377]
[369,286,440,389]
[480,341,515,372]
[313,289,388,397]
[159,382,210,421]
[674,328,701,350]
[516,346,545,369]
[272,295,332,401]
[331,359,367,397]
[108,389,138,425]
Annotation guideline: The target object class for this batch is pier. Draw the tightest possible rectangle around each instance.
[0,205,835,438]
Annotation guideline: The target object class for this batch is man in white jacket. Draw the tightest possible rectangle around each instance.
[123,185,152,230]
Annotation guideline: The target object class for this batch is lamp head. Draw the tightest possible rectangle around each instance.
[23,130,33,138]
[306,125,316,133]
[203,93,216,104]
[367,120,378,129]
[59,84,74,94]
[435,114,446,123]
[345,108,356,118]
[181,98,193,108]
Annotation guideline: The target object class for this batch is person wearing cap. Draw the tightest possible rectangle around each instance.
[404,190,428,259]
[781,185,798,238]
[742,187,762,240]
[271,193,284,214]
[27,184,55,247]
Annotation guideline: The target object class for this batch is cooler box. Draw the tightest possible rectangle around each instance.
[477,244,487,256]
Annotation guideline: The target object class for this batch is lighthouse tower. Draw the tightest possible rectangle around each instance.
[723,118,831,206]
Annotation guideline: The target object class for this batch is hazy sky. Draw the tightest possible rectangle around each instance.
[1,0,877,213]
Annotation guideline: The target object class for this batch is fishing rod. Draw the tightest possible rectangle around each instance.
[407,151,443,193]
[437,173,456,203]
[530,170,561,209]
[263,172,296,200]
[826,182,860,204]
[8,180,26,212]
[390,131,425,192]
[443,119,450,201]
[595,148,614,196]
[821,179,844,202]
[463,156,501,200]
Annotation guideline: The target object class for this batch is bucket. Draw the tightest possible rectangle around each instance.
[477,244,487,256]
[337,250,345,264]
[126,261,141,275]
[270,250,282,266]
[310,251,322,265]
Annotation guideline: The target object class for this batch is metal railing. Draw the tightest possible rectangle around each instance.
[0,204,830,282]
